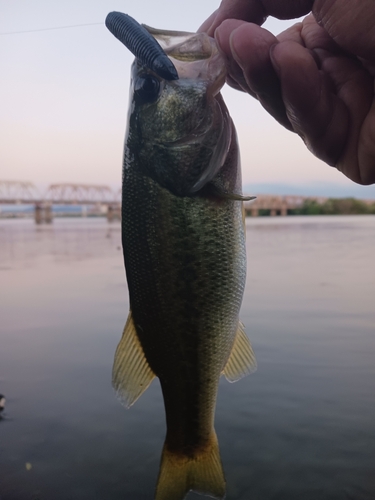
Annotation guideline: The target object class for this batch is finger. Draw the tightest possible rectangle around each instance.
[201,0,314,36]
[226,74,248,92]
[261,0,313,20]
[313,0,375,65]
[215,20,257,94]
[270,40,349,167]
[203,0,267,37]
[277,21,304,44]
[358,100,375,184]
[316,49,374,183]
[197,10,218,33]
[278,18,325,70]
[227,22,293,129]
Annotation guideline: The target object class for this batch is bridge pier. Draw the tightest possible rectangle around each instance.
[106,203,121,222]
[243,195,311,216]
[34,203,53,224]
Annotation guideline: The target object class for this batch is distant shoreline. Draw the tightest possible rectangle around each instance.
[1,196,375,219]
[283,197,375,216]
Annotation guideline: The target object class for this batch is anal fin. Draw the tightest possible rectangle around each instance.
[222,321,257,382]
[112,311,155,408]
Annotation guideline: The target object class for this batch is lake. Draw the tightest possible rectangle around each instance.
[1,216,374,500]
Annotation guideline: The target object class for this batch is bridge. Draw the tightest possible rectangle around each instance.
[0,181,121,223]
[44,183,119,204]
[0,180,43,204]
[0,180,333,223]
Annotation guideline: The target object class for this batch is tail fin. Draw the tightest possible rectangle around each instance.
[155,431,225,500]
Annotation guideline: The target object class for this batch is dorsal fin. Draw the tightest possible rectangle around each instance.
[112,312,156,408]
[223,322,257,382]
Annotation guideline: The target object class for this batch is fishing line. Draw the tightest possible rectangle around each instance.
[0,22,104,35]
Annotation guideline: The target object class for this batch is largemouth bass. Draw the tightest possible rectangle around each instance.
[106,12,256,500]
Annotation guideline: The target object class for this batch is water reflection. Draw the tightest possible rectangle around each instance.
[0,216,375,499]
[0,218,122,268]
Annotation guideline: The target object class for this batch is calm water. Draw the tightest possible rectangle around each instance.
[1,216,374,500]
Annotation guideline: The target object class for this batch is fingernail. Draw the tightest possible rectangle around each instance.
[214,25,223,49]
[228,29,242,67]
[269,43,280,75]
[214,26,231,64]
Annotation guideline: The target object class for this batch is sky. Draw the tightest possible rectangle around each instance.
[1,0,375,199]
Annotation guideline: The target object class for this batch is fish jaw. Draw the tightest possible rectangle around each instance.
[144,28,227,95]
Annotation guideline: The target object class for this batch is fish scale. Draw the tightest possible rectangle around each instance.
[121,169,246,490]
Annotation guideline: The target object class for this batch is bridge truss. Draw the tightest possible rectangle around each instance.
[45,183,118,204]
[0,180,42,204]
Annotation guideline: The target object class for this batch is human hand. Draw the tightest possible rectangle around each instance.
[200,0,375,185]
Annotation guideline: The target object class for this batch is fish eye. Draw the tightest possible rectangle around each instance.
[134,74,161,103]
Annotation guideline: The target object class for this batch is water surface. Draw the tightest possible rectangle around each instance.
[1,216,374,500]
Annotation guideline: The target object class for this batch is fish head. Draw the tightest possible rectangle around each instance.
[126,29,233,196]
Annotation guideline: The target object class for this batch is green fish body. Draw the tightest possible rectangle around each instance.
[112,28,256,500]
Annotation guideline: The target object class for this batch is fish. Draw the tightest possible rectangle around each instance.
[106,12,257,500]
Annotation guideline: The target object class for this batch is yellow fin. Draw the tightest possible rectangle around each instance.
[221,193,256,201]
[112,312,155,408]
[206,183,256,202]
[155,432,225,500]
[223,322,257,382]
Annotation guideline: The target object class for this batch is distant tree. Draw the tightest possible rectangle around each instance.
[293,199,323,215]
[322,198,364,214]
[290,198,375,216]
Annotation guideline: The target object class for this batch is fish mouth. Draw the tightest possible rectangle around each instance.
[125,24,231,195]
[145,27,227,94]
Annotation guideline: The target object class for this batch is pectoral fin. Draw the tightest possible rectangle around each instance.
[112,312,155,408]
[223,322,257,382]
[219,193,256,201]
[205,182,257,201]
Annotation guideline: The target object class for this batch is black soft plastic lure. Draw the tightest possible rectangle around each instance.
[105,12,178,81]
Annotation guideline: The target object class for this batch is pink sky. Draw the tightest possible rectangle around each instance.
[1,0,374,198]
